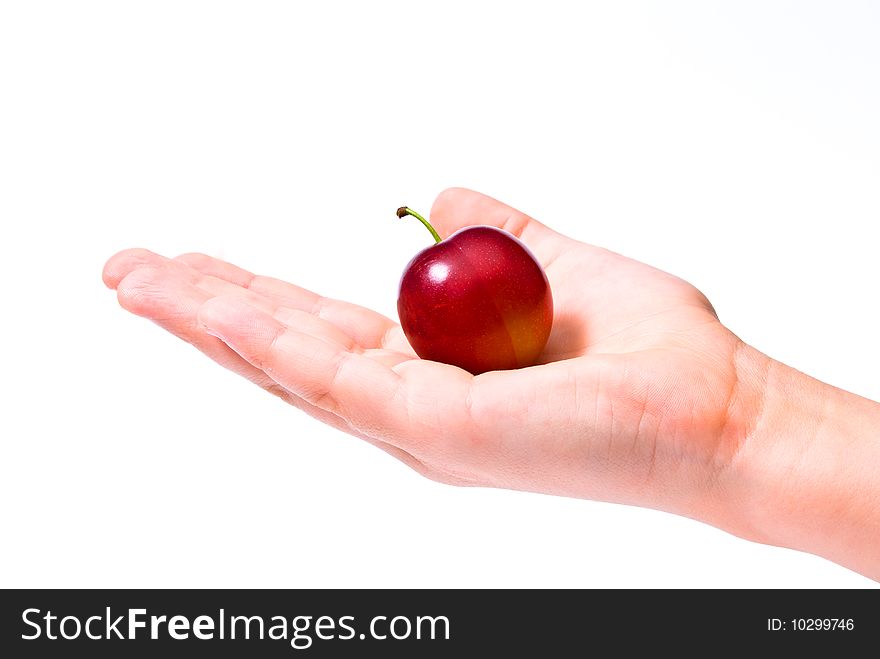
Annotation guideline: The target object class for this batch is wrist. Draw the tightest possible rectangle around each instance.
[720,344,880,578]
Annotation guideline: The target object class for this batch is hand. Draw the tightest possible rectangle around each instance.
[103,187,880,580]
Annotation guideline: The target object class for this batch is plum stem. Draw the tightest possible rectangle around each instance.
[397,206,442,244]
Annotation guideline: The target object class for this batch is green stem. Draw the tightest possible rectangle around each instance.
[397,206,441,244]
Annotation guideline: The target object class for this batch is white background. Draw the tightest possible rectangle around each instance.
[1,1,878,588]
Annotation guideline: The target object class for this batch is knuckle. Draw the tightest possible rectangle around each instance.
[174,252,210,267]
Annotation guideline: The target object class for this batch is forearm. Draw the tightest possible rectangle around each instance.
[729,346,880,579]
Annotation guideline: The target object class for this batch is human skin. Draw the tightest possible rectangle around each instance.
[103,187,880,580]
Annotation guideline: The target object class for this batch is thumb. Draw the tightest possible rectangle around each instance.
[428,188,566,257]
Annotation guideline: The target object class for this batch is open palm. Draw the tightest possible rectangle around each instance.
[104,188,754,520]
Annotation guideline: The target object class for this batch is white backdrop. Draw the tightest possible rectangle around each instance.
[1,1,878,587]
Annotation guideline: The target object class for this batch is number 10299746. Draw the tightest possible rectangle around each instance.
[767,618,854,632]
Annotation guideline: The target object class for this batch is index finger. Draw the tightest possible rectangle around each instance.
[175,252,412,354]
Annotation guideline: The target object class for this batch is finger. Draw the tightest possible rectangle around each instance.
[114,263,285,391]
[427,187,569,267]
[103,248,286,364]
[112,258,356,414]
[105,248,414,355]
[107,251,481,485]
[176,252,413,354]
[103,248,165,289]
[106,249,305,353]
[112,259,354,410]
[201,286,360,352]
[195,288,414,371]
[111,259,464,483]
[197,296,430,445]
